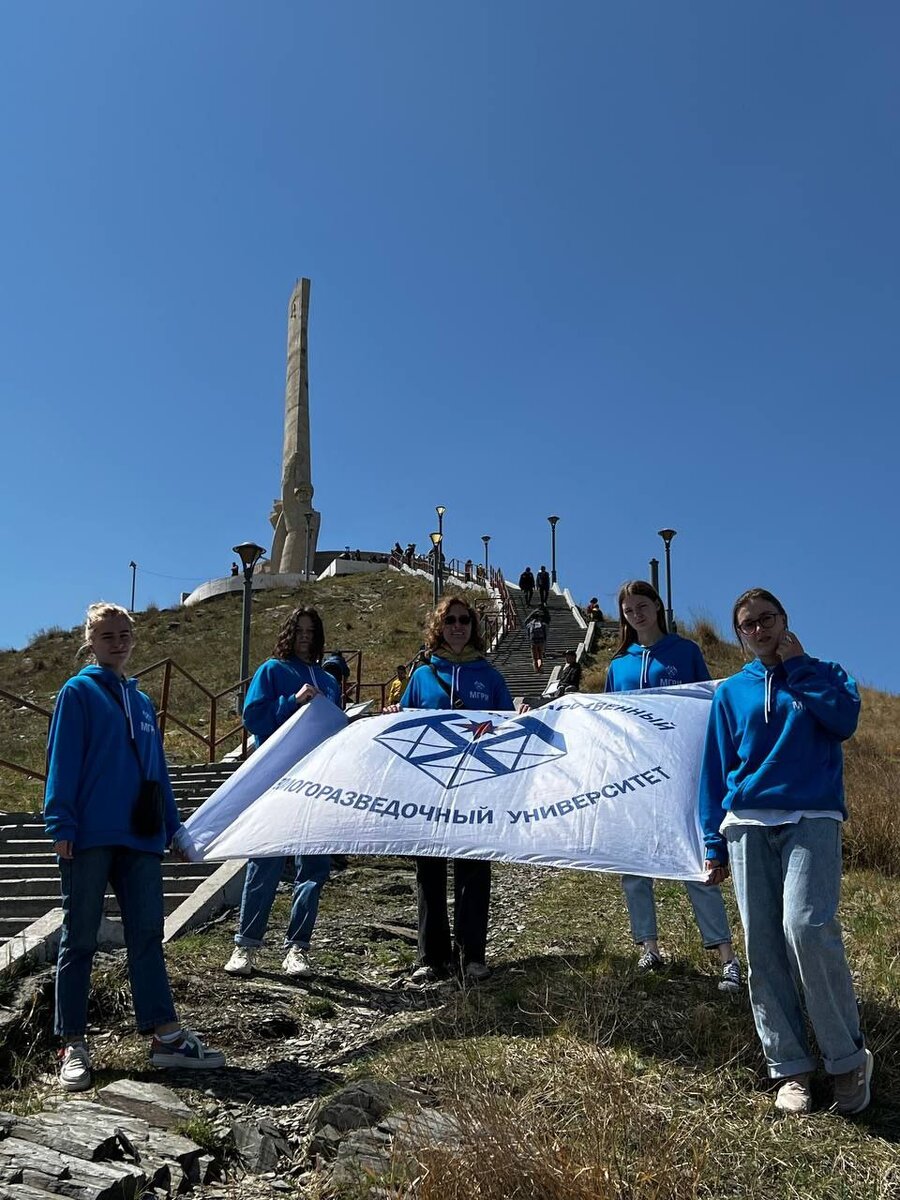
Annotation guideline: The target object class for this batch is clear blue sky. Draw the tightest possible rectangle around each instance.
[1,3,898,694]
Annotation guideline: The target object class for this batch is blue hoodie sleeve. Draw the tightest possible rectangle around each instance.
[399,666,427,708]
[44,683,86,844]
[697,692,736,864]
[145,713,180,845]
[782,656,860,741]
[243,661,296,743]
[604,661,617,693]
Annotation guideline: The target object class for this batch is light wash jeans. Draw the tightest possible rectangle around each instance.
[726,819,865,1078]
[55,846,177,1038]
[621,874,732,948]
[234,855,331,949]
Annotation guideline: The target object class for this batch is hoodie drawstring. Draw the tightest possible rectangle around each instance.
[640,648,650,689]
[764,670,773,724]
[120,681,137,740]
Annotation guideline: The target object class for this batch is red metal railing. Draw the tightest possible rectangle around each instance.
[0,688,53,782]
[131,659,250,762]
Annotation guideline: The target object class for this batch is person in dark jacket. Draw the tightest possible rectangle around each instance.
[518,567,535,607]
[536,566,551,606]
[45,602,224,1093]
[390,595,515,984]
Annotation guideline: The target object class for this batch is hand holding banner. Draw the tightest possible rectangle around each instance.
[187,685,715,880]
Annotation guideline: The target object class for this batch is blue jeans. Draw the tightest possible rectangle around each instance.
[727,819,865,1078]
[621,874,732,948]
[55,846,177,1039]
[234,855,331,949]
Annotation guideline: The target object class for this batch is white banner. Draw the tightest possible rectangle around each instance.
[184,686,716,880]
[182,697,347,856]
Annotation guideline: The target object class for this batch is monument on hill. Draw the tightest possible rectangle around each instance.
[267,278,321,576]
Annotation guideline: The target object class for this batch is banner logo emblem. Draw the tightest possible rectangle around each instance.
[376,714,567,789]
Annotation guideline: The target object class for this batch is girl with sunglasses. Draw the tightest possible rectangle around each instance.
[391,594,514,984]
[699,589,871,1116]
[605,580,742,992]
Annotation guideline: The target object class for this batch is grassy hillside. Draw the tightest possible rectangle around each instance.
[0,573,454,809]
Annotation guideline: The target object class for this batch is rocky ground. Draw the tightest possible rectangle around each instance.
[1,857,572,1198]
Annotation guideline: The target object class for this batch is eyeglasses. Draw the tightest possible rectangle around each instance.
[737,611,780,635]
[443,614,472,626]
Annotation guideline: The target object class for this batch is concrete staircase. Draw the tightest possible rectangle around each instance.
[488,588,587,704]
[0,761,241,949]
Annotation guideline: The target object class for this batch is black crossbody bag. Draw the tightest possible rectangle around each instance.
[94,678,164,837]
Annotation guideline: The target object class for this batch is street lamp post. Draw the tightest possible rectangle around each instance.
[128,561,137,613]
[649,557,660,595]
[233,541,266,706]
[481,534,491,582]
[430,531,443,606]
[547,515,560,584]
[435,506,445,588]
[657,529,677,631]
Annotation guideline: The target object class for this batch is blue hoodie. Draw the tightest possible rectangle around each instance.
[44,666,180,853]
[401,654,514,711]
[698,655,860,863]
[243,656,342,745]
[605,634,710,693]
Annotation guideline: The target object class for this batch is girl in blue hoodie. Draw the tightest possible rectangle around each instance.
[699,588,871,1116]
[395,594,514,984]
[45,603,224,1093]
[224,606,342,981]
[605,580,741,992]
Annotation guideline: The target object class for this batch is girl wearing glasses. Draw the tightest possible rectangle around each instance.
[605,580,742,992]
[224,606,342,981]
[699,588,870,1116]
[393,594,514,984]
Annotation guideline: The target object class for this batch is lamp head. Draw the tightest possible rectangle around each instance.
[548,515,560,527]
[436,505,446,518]
[482,534,491,545]
[232,541,266,572]
[430,531,442,548]
[657,528,677,547]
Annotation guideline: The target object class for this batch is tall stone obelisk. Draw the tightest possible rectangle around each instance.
[268,278,321,576]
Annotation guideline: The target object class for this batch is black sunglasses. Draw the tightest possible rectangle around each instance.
[443,613,472,626]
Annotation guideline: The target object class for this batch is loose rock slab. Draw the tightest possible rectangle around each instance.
[96,1079,192,1129]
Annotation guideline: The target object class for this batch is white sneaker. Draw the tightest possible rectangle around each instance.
[59,1042,92,1093]
[282,946,313,978]
[224,946,256,976]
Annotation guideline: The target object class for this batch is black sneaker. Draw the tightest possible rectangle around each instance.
[637,948,665,973]
[718,958,743,994]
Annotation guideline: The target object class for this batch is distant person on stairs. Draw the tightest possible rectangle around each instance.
[536,566,551,607]
[45,602,224,1094]
[385,595,516,985]
[518,567,535,607]
[224,606,342,982]
[526,607,549,672]
[605,580,742,995]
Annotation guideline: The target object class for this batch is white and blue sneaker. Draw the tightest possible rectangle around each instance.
[150,1029,225,1070]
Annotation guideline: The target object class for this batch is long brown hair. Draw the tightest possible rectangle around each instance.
[610,580,667,659]
[273,606,325,663]
[424,595,485,654]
